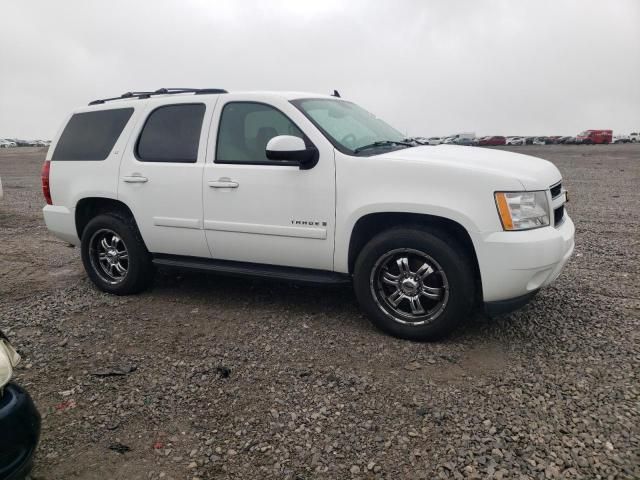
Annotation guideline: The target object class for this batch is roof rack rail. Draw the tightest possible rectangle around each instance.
[88,88,228,106]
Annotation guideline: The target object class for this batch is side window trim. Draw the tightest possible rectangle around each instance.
[135,102,206,163]
[214,100,315,167]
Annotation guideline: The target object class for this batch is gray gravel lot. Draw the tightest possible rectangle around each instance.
[1,145,638,479]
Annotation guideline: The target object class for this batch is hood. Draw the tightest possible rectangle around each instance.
[379,145,562,190]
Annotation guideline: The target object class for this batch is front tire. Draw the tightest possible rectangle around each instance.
[81,213,154,295]
[354,227,475,341]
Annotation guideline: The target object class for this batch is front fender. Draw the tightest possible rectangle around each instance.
[333,151,523,273]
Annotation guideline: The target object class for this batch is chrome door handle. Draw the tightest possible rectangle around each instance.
[208,180,239,188]
[122,176,148,183]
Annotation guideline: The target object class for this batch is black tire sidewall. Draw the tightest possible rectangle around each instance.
[354,227,475,341]
[81,214,152,295]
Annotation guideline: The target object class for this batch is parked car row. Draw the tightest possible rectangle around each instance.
[415,129,639,148]
[475,131,618,146]
[416,134,475,146]
[528,136,580,145]
[0,139,51,148]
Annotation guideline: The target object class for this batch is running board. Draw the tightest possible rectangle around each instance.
[152,255,351,285]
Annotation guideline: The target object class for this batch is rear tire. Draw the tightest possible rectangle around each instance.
[353,227,475,341]
[81,213,154,295]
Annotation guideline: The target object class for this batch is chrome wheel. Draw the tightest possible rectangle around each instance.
[370,248,449,326]
[89,229,129,285]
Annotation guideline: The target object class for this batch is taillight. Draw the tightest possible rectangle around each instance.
[41,161,52,205]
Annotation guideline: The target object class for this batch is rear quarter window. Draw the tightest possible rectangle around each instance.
[52,108,134,161]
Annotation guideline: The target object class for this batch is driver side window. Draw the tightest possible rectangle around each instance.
[216,102,304,164]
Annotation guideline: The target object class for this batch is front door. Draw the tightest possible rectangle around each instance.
[202,97,335,270]
[118,99,215,258]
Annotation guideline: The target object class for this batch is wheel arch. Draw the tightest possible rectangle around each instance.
[346,212,482,300]
[75,197,139,240]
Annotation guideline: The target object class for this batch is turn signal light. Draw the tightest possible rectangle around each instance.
[494,192,514,230]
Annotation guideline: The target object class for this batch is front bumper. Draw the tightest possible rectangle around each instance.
[484,290,539,316]
[0,383,41,480]
[476,213,575,303]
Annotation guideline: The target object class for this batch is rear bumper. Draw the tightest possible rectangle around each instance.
[0,383,41,480]
[43,204,79,245]
[476,214,575,302]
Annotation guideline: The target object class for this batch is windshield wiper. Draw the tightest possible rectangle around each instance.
[354,140,413,154]
[402,137,429,145]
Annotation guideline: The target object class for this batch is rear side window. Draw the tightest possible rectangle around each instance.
[52,108,133,161]
[136,104,205,163]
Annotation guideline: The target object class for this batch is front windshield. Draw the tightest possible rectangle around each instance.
[292,98,407,154]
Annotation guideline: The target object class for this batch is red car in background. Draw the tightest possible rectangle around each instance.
[576,130,612,144]
[478,136,506,146]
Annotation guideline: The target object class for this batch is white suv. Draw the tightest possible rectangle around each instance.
[42,88,574,340]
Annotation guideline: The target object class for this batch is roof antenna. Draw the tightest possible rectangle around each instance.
[332,89,341,98]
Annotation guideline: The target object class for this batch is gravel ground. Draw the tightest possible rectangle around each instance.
[0,145,638,480]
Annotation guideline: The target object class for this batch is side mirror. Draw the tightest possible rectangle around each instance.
[265,135,318,170]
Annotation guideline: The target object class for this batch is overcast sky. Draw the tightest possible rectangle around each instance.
[1,0,638,139]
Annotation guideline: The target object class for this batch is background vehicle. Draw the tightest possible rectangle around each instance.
[0,140,17,148]
[452,132,475,141]
[427,137,442,145]
[42,88,573,341]
[506,137,525,145]
[0,332,41,479]
[478,136,506,146]
[630,132,639,143]
[613,135,630,143]
[533,137,547,145]
[453,137,474,146]
[576,129,612,144]
[441,133,474,146]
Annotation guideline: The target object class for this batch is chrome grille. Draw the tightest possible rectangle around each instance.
[550,181,566,227]
[554,205,565,226]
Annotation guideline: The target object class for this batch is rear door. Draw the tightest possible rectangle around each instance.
[119,97,217,257]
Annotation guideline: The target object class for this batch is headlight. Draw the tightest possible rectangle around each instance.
[495,191,550,230]
[0,337,21,389]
